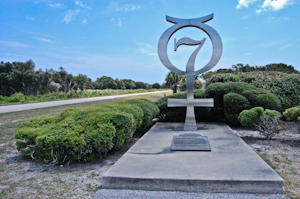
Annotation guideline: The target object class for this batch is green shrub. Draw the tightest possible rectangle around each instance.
[155,90,214,122]
[14,98,158,164]
[102,104,144,130]
[57,108,81,122]
[74,110,134,150]
[255,110,282,140]
[283,106,300,121]
[239,107,282,139]
[205,82,256,108]
[242,89,269,106]
[35,117,86,150]
[223,93,250,124]
[56,92,67,99]
[117,99,159,128]
[238,107,264,128]
[17,115,57,129]
[15,115,58,160]
[256,93,281,111]
[7,96,19,102]
[206,71,300,109]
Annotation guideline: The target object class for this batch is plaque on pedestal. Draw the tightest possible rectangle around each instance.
[170,134,211,151]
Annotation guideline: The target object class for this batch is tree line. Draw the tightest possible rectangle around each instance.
[0,60,163,97]
[200,63,299,80]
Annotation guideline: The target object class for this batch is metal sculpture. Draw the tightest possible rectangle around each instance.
[158,14,223,130]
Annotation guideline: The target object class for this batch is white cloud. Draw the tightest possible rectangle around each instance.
[61,9,80,24]
[134,41,156,56]
[75,1,91,9]
[116,4,142,11]
[242,15,249,20]
[82,18,87,24]
[26,16,35,21]
[110,17,122,26]
[47,3,64,8]
[258,0,295,12]
[267,16,290,22]
[277,44,293,50]
[33,37,54,43]
[244,52,253,55]
[236,0,258,8]
[0,40,32,48]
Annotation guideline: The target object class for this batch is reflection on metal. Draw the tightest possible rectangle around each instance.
[158,14,223,131]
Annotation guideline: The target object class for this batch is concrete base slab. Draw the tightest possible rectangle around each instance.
[102,122,284,194]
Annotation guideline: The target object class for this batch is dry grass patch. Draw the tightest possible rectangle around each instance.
[234,122,300,199]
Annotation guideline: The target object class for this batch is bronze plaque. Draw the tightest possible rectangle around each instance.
[170,134,211,151]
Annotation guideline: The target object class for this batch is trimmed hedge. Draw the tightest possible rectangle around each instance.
[15,98,158,165]
[238,107,264,128]
[223,93,250,124]
[283,106,300,121]
[205,71,300,109]
[156,81,281,124]
[155,89,214,122]
[239,107,282,139]
[116,99,159,128]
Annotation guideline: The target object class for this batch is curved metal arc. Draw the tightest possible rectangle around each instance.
[166,14,214,24]
[193,23,223,75]
[174,37,203,51]
[186,38,206,73]
[158,14,223,76]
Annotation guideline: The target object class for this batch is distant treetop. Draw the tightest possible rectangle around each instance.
[201,63,299,80]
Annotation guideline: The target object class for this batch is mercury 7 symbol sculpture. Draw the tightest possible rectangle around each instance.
[158,14,223,130]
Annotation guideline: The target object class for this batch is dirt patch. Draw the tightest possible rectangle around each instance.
[232,122,300,199]
[0,137,140,199]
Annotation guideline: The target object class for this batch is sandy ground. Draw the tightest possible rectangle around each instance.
[0,122,299,199]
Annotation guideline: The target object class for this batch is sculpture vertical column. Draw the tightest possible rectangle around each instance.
[158,14,223,131]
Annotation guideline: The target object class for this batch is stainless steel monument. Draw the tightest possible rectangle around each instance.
[158,14,223,130]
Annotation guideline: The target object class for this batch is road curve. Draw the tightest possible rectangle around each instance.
[0,90,169,114]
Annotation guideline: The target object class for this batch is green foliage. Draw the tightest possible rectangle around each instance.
[201,63,299,81]
[239,107,282,139]
[223,93,250,124]
[206,71,300,109]
[102,104,144,130]
[283,106,300,121]
[205,82,256,108]
[14,98,159,165]
[155,89,217,122]
[0,89,163,105]
[35,117,86,150]
[17,115,57,129]
[116,99,159,128]
[255,110,282,140]
[256,93,281,111]
[165,71,181,94]
[74,110,134,150]
[239,107,264,128]
[242,89,281,111]
[57,108,81,122]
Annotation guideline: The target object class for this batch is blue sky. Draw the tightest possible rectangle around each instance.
[0,0,299,84]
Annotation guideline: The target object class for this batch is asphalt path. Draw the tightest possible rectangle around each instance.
[0,90,169,114]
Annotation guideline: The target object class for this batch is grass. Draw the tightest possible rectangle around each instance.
[252,140,300,199]
[0,89,168,106]
[0,90,172,199]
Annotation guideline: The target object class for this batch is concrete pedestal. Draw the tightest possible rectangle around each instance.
[102,122,284,193]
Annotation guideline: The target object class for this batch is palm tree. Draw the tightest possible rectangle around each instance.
[165,72,180,94]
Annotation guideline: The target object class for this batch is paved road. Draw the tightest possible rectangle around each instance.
[0,90,169,114]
